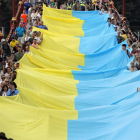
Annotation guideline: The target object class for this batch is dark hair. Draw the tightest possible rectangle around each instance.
[128,40,133,45]
[9,81,17,89]
[0,132,6,137]
[1,85,9,92]
[132,45,136,48]
[6,67,12,72]
[122,44,126,48]
[121,30,126,34]
[0,136,7,140]
[12,36,15,39]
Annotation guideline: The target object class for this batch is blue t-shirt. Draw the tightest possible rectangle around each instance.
[7,89,19,96]
[15,27,26,37]
[36,25,48,30]
[24,2,31,14]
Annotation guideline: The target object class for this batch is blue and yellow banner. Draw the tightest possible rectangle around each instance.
[0,6,140,140]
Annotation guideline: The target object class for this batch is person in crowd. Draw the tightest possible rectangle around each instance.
[62,2,67,9]
[28,5,33,24]
[10,37,19,50]
[88,2,94,11]
[80,0,85,11]
[24,0,32,14]
[56,0,61,9]
[7,82,19,96]
[136,57,140,70]
[37,10,42,18]
[36,21,48,30]
[21,9,28,25]
[15,23,26,49]
[14,46,24,61]
[0,85,8,96]
[25,46,30,54]
[114,21,119,31]
[121,30,127,40]
[13,62,20,71]
[122,44,131,58]
[0,75,5,84]
[131,45,138,56]
[35,32,43,45]
[31,9,36,23]
[128,61,138,72]
[99,8,106,15]
[116,31,124,44]
[5,67,12,77]
[127,40,133,49]
[1,39,12,60]
[32,39,39,49]
[67,0,73,10]
[13,43,19,54]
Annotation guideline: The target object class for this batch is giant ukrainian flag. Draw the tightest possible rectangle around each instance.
[0,5,140,140]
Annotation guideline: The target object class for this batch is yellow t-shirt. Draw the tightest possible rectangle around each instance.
[121,34,127,40]
[10,40,19,50]
[92,0,97,5]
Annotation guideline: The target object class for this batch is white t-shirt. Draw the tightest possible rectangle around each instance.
[31,13,36,20]
[35,36,41,43]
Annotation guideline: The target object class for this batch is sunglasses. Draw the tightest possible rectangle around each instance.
[2,77,5,79]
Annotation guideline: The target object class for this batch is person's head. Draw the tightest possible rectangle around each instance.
[32,32,35,38]
[2,85,8,92]
[32,9,35,13]
[33,39,37,44]
[11,53,14,58]
[109,8,112,13]
[64,2,66,5]
[23,9,26,14]
[39,21,43,26]
[9,81,17,90]
[1,39,6,45]
[27,0,29,3]
[132,45,137,51]
[127,33,131,38]
[25,46,30,52]
[17,46,22,53]
[68,0,71,3]
[19,22,22,27]
[121,30,126,35]
[39,10,42,14]
[0,132,6,137]
[25,41,30,46]
[137,57,140,63]
[127,40,132,46]
[5,80,9,86]
[130,61,135,67]
[13,71,17,76]
[7,67,12,74]
[1,75,5,82]
[108,18,111,22]
[12,37,15,42]
[16,42,19,48]
[8,61,13,67]
[16,62,20,68]
[101,8,105,12]
[117,31,120,36]
[122,44,126,50]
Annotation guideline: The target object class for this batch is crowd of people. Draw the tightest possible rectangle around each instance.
[0,0,139,94]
